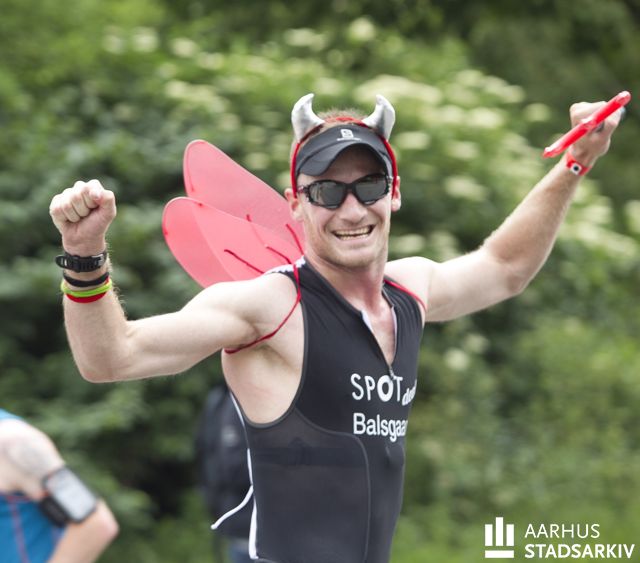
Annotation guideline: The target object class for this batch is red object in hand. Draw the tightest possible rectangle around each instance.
[543,91,631,158]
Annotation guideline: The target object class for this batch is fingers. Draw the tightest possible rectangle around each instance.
[567,99,623,162]
[50,180,108,225]
[49,193,71,231]
[609,106,626,127]
[49,179,117,245]
[569,101,623,133]
[595,107,623,135]
[569,101,603,127]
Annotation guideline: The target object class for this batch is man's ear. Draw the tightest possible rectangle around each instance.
[285,188,304,222]
[391,176,401,212]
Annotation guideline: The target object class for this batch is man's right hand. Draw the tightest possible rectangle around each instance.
[49,180,117,255]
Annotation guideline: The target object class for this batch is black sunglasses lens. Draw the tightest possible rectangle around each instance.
[309,181,346,208]
[354,176,389,204]
[304,175,390,208]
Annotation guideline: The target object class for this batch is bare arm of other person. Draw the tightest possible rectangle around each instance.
[49,182,296,382]
[0,419,118,562]
[386,99,623,323]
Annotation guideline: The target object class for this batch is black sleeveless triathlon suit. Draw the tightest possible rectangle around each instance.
[239,258,424,563]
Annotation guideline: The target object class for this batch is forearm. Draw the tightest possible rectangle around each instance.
[483,96,624,292]
[62,261,133,382]
[481,158,582,292]
[51,182,224,382]
[48,501,119,563]
[63,264,256,381]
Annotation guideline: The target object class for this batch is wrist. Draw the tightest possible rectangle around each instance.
[55,249,108,273]
[60,277,113,303]
[63,270,110,288]
[566,148,597,170]
[61,237,108,258]
[564,152,592,176]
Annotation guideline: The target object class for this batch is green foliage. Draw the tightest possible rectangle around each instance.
[1,0,638,560]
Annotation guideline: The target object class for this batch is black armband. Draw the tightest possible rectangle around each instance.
[38,466,98,525]
[55,250,108,273]
[63,271,110,288]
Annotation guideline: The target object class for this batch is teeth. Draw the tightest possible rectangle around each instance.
[334,226,372,238]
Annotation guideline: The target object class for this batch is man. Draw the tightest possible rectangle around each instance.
[0,408,118,562]
[49,93,621,563]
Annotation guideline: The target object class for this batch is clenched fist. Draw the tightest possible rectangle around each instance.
[568,101,624,167]
[49,180,117,256]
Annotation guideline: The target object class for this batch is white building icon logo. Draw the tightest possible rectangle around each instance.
[485,517,515,558]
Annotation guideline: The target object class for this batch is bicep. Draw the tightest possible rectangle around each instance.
[428,248,521,321]
[387,250,517,323]
[121,281,259,379]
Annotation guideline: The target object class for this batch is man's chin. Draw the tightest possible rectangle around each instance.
[328,246,386,270]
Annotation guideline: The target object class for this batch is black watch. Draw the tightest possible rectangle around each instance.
[55,250,108,273]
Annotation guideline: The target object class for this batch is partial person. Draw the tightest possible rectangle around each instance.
[49,92,622,563]
[195,384,252,563]
[0,408,118,562]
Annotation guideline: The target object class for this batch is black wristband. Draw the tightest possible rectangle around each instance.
[55,250,107,273]
[63,271,110,288]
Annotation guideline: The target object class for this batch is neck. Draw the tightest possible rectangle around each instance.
[305,253,388,313]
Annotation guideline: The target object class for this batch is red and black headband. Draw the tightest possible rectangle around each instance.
[290,94,399,196]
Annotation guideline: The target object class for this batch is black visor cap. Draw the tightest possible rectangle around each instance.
[295,124,393,180]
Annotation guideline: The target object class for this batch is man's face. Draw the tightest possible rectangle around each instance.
[287,145,401,272]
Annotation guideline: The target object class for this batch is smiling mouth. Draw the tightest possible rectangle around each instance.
[333,226,374,240]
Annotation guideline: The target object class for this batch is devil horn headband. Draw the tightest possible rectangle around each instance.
[291,93,396,142]
[362,94,396,140]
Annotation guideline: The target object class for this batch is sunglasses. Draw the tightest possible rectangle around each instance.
[297,173,391,209]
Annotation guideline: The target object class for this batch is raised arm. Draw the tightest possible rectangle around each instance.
[49,181,293,382]
[387,98,624,322]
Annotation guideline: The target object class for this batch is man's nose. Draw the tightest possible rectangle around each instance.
[336,191,368,221]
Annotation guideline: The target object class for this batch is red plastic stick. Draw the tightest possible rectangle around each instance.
[543,91,631,158]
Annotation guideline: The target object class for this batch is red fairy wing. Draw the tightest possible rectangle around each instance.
[163,197,302,287]
[183,140,304,253]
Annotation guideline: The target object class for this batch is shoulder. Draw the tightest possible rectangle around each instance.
[385,256,436,295]
[196,271,297,307]
[385,257,438,322]
[188,271,299,327]
[386,256,436,279]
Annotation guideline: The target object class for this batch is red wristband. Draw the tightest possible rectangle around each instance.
[565,153,591,176]
[65,292,109,303]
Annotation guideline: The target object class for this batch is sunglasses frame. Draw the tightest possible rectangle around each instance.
[297,173,391,209]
